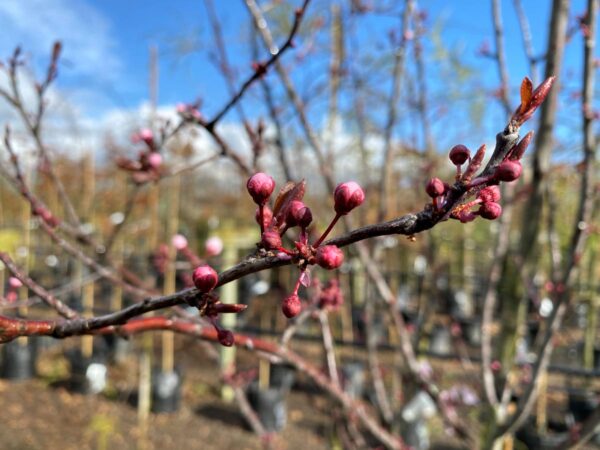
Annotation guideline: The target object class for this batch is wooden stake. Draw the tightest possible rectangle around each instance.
[536,370,548,433]
[17,173,31,346]
[138,44,159,446]
[258,358,270,391]
[81,281,94,359]
[161,176,180,374]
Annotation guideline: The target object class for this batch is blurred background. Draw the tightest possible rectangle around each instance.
[0,0,598,449]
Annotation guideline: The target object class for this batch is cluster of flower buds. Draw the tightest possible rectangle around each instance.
[316,278,344,311]
[188,264,246,347]
[115,128,162,184]
[246,172,364,318]
[426,134,532,223]
[3,277,22,303]
[176,102,203,122]
[423,77,555,224]
[451,186,502,223]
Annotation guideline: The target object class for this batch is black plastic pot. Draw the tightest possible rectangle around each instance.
[269,363,296,392]
[429,326,452,355]
[595,348,600,371]
[568,389,599,422]
[400,417,429,450]
[341,362,365,400]
[398,391,436,450]
[516,419,568,449]
[151,369,182,413]
[67,349,107,394]
[527,322,540,348]
[102,334,131,364]
[352,308,385,344]
[1,339,36,381]
[247,382,287,432]
[450,289,474,319]
[459,319,481,346]
[401,309,417,326]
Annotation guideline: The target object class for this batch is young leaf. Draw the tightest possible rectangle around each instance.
[272,179,306,229]
[519,77,533,114]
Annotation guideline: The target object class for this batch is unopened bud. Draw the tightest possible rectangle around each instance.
[147,152,162,169]
[132,128,154,146]
[425,177,445,198]
[205,236,223,257]
[478,202,502,220]
[8,277,23,289]
[247,172,275,205]
[316,245,344,270]
[287,200,312,228]
[172,234,188,250]
[255,205,273,229]
[478,186,501,203]
[217,328,234,347]
[282,294,302,318]
[449,144,470,165]
[333,181,365,215]
[192,265,218,292]
[261,230,282,250]
[495,161,522,182]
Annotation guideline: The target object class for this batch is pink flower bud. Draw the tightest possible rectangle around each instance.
[192,265,218,292]
[8,277,22,289]
[139,128,153,142]
[287,200,312,228]
[217,328,234,347]
[495,161,522,182]
[296,206,313,228]
[425,177,445,198]
[247,172,275,205]
[171,234,188,250]
[318,279,344,310]
[478,202,502,220]
[478,186,501,203]
[205,236,223,257]
[282,294,302,318]
[316,245,344,270]
[333,181,365,215]
[286,200,303,227]
[261,230,282,250]
[449,144,470,165]
[132,128,154,145]
[147,152,162,169]
[255,206,273,229]
[457,210,477,223]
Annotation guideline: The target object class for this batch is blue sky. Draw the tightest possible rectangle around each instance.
[0,0,594,158]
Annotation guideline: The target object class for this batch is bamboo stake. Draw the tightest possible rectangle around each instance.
[138,45,159,449]
[81,281,95,358]
[220,223,239,402]
[161,175,180,374]
[536,371,548,433]
[17,168,31,346]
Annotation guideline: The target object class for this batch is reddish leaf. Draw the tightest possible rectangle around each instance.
[519,77,533,114]
[272,179,306,229]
